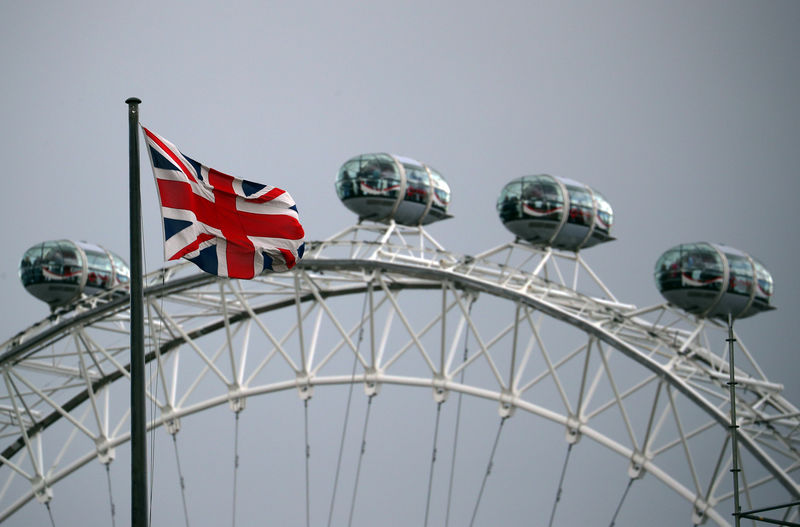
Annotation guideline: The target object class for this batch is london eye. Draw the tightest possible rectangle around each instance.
[1,161,797,526]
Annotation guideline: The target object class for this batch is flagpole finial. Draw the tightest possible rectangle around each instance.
[125,97,142,105]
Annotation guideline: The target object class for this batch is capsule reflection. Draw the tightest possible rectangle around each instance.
[497,174,614,250]
[654,242,774,319]
[335,153,452,226]
[20,240,130,309]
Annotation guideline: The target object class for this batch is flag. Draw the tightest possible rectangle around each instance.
[142,127,305,279]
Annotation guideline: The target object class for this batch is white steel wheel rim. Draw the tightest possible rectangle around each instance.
[1,225,797,526]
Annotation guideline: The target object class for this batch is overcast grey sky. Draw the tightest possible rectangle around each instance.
[1,1,799,525]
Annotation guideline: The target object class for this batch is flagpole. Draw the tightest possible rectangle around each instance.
[126,97,148,527]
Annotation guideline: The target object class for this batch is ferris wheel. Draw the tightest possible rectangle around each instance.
[1,156,798,526]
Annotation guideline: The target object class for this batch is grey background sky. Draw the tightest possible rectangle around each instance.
[1,1,798,525]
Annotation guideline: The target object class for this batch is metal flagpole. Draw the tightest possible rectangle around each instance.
[126,97,148,527]
[727,313,741,527]
[725,317,800,526]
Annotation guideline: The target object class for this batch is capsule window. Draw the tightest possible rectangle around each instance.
[497,180,523,222]
[402,163,430,205]
[594,191,613,234]
[753,260,773,300]
[84,249,113,290]
[654,247,683,292]
[335,159,361,200]
[336,154,401,201]
[521,176,563,220]
[35,242,83,286]
[564,184,594,227]
[725,253,754,297]
[19,244,45,287]
[682,244,724,292]
[429,169,450,211]
[111,252,130,285]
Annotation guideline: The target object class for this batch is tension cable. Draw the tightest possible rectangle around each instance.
[445,295,474,527]
[469,416,508,527]
[327,288,370,527]
[232,410,241,527]
[548,443,574,527]
[304,398,311,527]
[145,232,160,527]
[105,463,117,527]
[347,393,376,527]
[608,477,635,527]
[45,501,56,527]
[171,434,191,527]
[423,401,444,527]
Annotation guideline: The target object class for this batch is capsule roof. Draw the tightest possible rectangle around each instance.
[654,242,774,319]
[19,240,130,309]
[335,153,452,226]
[497,174,614,251]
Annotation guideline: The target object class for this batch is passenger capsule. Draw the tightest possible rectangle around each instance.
[335,153,452,226]
[654,242,774,319]
[497,175,614,250]
[19,240,130,309]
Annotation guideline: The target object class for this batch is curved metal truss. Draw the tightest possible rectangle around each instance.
[0,222,798,525]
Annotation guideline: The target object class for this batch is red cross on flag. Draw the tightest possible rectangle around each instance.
[143,127,305,279]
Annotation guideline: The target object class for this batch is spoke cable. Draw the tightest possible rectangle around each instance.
[45,501,56,527]
[423,401,444,527]
[347,394,375,527]
[469,416,508,527]
[145,218,159,527]
[146,269,165,527]
[548,443,574,527]
[171,434,191,527]
[148,349,158,527]
[326,289,370,527]
[304,398,311,527]
[232,410,241,527]
[608,477,635,527]
[105,463,117,527]
[445,296,474,527]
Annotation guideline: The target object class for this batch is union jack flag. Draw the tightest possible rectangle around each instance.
[143,127,305,279]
